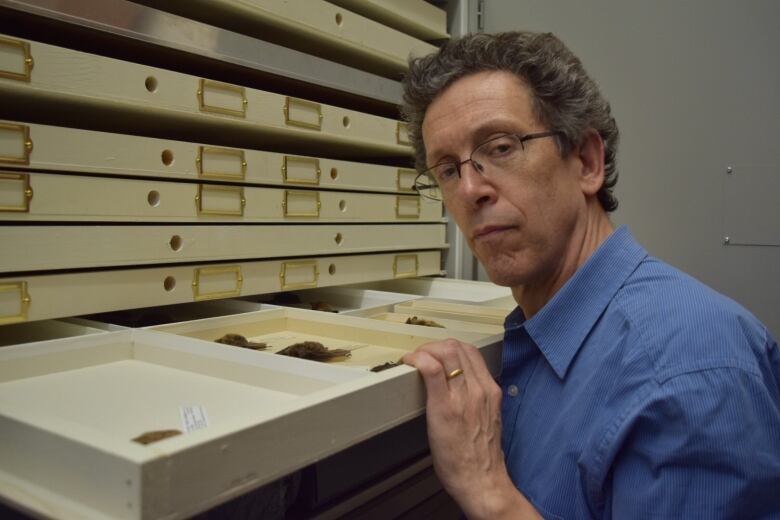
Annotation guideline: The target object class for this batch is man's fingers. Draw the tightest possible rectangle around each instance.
[402,349,450,401]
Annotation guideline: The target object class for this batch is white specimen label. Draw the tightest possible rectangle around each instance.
[180,405,209,433]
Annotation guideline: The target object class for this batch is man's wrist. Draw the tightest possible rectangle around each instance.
[458,470,541,520]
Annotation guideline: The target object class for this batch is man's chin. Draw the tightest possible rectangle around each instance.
[481,266,525,288]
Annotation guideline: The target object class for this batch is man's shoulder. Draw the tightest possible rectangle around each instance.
[610,256,769,379]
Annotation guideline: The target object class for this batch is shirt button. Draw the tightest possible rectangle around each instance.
[507,385,519,397]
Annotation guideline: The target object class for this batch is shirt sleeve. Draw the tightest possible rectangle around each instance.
[609,366,780,519]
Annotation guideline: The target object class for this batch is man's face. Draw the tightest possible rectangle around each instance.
[421,71,591,288]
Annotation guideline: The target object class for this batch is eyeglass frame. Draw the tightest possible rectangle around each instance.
[413,130,563,201]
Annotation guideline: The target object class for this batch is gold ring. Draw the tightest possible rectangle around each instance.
[446,368,464,380]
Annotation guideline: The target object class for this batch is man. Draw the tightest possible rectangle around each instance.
[400,31,780,519]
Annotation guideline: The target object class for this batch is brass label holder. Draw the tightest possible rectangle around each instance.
[282,190,321,218]
[196,146,246,180]
[0,281,31,324]
[395,196,421,219]
[396,122,411,145]
[280,260,319,290]
[192,265,243,301]
[195,184,246,216]
[282,155,321,185]
[393,254,419,278]
[396,168,417,192]
[0,123,33,165]
[283,97,323,130]
[197,79,247,118]
[0,172,33,212]
[0,36,34,82]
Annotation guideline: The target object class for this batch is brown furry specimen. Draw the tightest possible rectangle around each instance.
[132,429,182,445]
[370,361,402,372]
[276,341,351,361]
[310,301,339,313]
[405,316,445,328]
[215,333,268,350]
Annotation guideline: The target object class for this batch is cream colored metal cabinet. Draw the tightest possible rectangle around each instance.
[0,2,483,518]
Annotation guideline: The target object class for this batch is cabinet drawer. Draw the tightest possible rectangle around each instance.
[242,286,422,314]
[0,121,420,193]
[394,299,512,326]
[150,306,490,372]
[328,0,449,41]
[0,171,441,223]
[136,0,437,77]
[353,310,505,336]
[346,277,515,304]
[0,224,445,272]
[0,35,411,158]
[0,314,500,519]
[0,251,441,323]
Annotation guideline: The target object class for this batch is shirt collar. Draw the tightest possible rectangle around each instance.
[505,226,648,379]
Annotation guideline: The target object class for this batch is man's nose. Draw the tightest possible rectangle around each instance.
[457,160,497,204]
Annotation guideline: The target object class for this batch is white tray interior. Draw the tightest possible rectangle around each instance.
[150,307,489,371]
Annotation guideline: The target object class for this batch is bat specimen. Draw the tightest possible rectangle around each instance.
[405,316,445,328]
[215,333,268,350]
[276,341,351,361]
[132,429,182,445]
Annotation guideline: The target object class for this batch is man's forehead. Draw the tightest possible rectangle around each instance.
[421,71,538,154]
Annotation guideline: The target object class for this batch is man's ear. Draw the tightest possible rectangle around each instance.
[576,128,606,196]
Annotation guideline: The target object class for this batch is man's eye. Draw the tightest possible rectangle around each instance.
[435,164,458,181]
[487,139,517,156]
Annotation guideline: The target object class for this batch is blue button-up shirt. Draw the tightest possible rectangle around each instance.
[501,226,780,519]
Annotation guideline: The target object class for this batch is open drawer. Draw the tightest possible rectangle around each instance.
[0,310,501,519]
[346,277,515,305]
[240,285,423,314]
[149,307,491,371]
[393,298,514,326]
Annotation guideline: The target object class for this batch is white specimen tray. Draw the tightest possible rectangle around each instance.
[346,277,514,303]
[393,298,513,326]
[0,311,501,519]
[241,286,423,314]
[355,310,505,337]
[150,307,490,371]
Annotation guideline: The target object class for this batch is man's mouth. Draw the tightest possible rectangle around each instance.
[473,225,512,240]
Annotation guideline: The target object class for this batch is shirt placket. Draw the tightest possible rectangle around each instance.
[501,327,543,459]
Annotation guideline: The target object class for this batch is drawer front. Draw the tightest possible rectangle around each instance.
[327,0,449,41]
[0,224,445,272]
[0,251,441,322]
[0,121,419,193]
[0,35,411,157]
[154,0,437,76]
[0,172,441,223]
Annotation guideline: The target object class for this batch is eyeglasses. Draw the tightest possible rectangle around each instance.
[414,131,562,201]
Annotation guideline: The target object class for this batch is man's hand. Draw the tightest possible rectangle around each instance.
[402,339,541,519]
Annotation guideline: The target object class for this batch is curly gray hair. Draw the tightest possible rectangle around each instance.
[402,31,619,212]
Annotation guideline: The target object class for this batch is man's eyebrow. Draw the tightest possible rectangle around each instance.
[426,120,522,164]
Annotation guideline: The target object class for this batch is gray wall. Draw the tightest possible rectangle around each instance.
[461,0,779,337]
